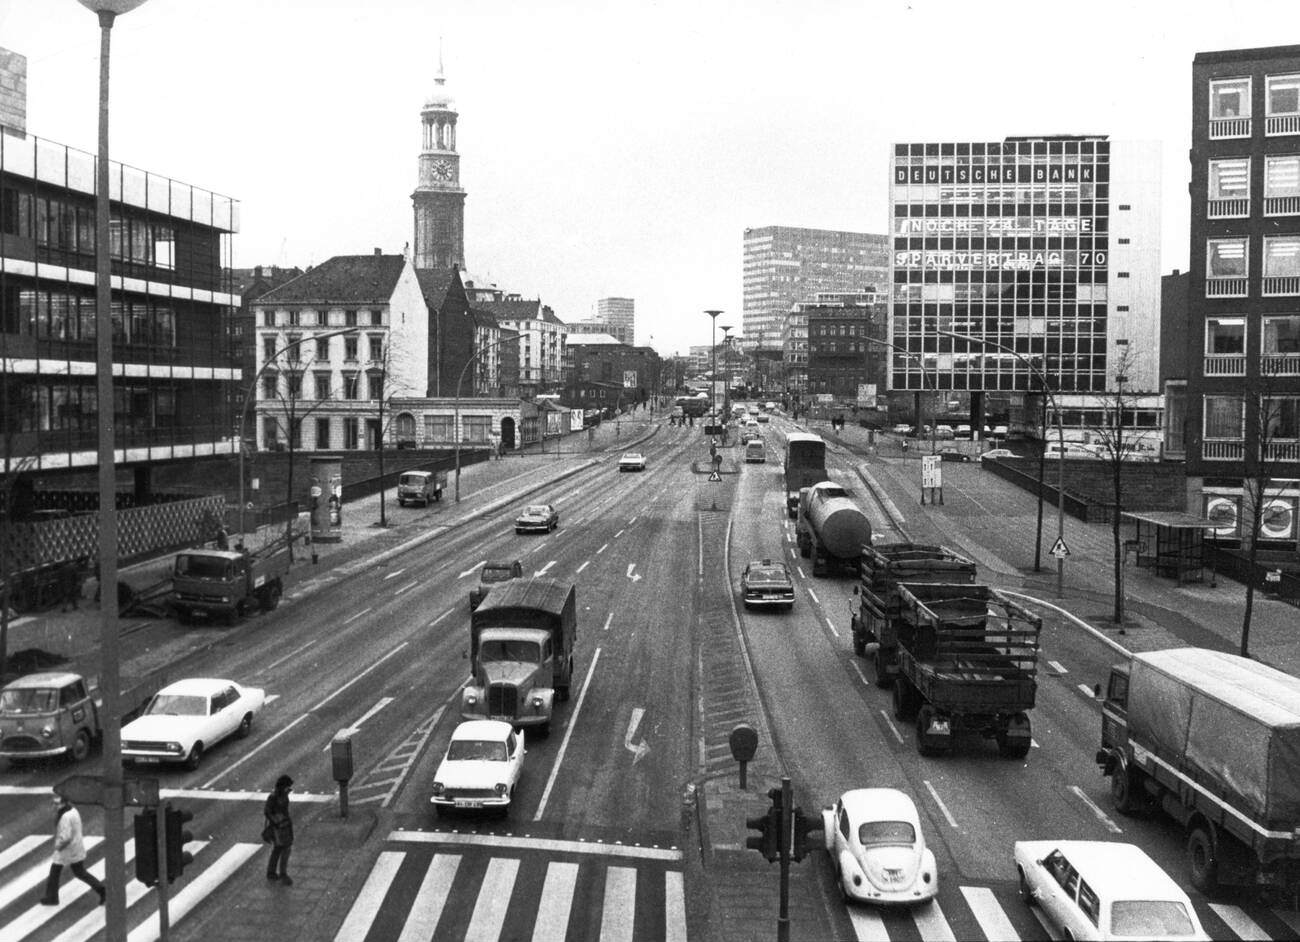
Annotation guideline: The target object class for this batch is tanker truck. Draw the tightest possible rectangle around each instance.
[795,481,872,577]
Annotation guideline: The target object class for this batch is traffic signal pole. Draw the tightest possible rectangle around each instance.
[777,776,792,942]
[155,800,171,940]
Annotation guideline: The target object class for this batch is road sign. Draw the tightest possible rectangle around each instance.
[1050,537,1070,559]
[708,470,722,482]
[54,774,102,805]
[921,455,942,488]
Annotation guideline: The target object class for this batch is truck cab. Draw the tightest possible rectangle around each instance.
[397,470,446,506]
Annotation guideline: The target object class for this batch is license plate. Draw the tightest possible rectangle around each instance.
[135,757,160,764]
[455,799,483,809]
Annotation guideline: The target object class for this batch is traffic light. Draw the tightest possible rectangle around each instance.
[745,808,778,862]
[789,806,823,862]
[164,806,194,881]
[133,810,158,886]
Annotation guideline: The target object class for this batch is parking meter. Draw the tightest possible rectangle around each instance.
[331,731,353,818]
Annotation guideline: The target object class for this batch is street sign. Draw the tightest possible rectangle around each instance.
[921,455,942,488]
[1050,537,1070,559]
[125,777,161,807]
[53,774,102,805]
[708,470,722,482]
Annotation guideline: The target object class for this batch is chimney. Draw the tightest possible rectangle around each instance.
[254,265,263,279]
[374,247,382,256]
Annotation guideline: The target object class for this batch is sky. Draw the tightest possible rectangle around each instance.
[0,0,1294,355]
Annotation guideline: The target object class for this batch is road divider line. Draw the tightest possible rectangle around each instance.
[383,568,406,581]
[1048,659,1068,675]
[922,779,960,829]
[576,560,590,574]
[430,608,454,627]
[614,528,625,538]
[628,515,638,525]
[1069,784,1123,833]
[878,709,904,745]
[395,579,419,595]
[312,642,410,712]
[261,638,317,674]
[1076,683,1098,699]
[200,714,311,788]
[807,587,819,605]
[458,563,484,579]
[598,543,609,554]
[343,607,372,625]
[603,613,613,632]
[324,696,395,750]
[533,647,601,822]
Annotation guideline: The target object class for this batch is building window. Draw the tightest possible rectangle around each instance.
[1262,397,1300,464]
[1206,238,1248,297]
[345,309,357,327]
[343,417,359,449]
[343,373,360,400]
[288,309,301,327]
[1263,315,1300,378]
[1203,395,1245,461]
[368,335,384,362]
[316,336,330,361]
[1263,236,1300,295]
[1210,77,1251,139]
[285,334,301,363]
[286,372,303,399]
[1265,155,1300,215]
[316,418,331,449]
[261,374,278,400]
[1209,158,1250,217]
[263,337,276,363]
[1266,73,1300,136]
[463,415,492,442]
[367,373,383,399]
[262,416,278,449]
[288,418,302,450]
[344,336,359,360]
[1205,317,1246,376]
[262,309,276,327]
[424,415,453,440]
[314,372,331,399]
[370,309,383,326]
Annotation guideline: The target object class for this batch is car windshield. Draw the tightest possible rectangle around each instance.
[145,694,207,716]
[174,555,231,579]
[447,739,508,762]
[399,475,426,486]
[479,640,542,663]
[622,454,642,461]
[1109,900,1197,937]
[747,568,788,585]
[0,688,57,714]
[858,820,916,846]
[481,566,516,584]
[523,506,550,516]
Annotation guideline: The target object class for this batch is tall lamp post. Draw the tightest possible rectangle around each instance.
[79,1,146,935]
[455,332,529,501]
[238,327,357,537]
[705,309,722,420]
[939,330,1066,598]
[720,325,733,417]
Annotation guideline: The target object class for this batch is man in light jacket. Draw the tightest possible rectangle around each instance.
[41,794,105,906]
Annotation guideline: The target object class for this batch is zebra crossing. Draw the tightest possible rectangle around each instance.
[333,829,688,942]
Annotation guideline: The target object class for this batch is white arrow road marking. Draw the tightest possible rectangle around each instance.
[626,564,641,582]
[324,696,395,750]
[459,562,484,579]
[624,707,650,764]
[1048,659,1068,675]
[535,560,556,577]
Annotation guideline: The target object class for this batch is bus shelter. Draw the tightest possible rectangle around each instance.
[1121,511,1220,586]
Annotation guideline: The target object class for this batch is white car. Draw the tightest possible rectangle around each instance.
[121,678,265,770]
[1015,840,1209,941]
[431,720,525,814]
[618,452,647,472]
[891,424,914,435]
[979,448,1017,461]
[822,788,937,905]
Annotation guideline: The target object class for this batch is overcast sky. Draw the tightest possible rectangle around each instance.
[1,0,1293,354]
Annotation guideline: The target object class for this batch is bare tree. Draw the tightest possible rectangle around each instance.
[259,354,336,552]
[371,341,420,528]
[0,363,38,681]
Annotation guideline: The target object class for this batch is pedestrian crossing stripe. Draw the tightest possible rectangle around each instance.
[387,829,682,861]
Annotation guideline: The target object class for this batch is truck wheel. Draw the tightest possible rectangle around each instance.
[1187,827,1220,893]
[872,649,893,688]
[70,730,91,763]
[798,540,810,559]
[235,599,249,619]
[892,678,917,721]
[916,705,938,756]
[1110,764,1143,815]
[997,731,1031,760]
[185,742,204,771]
[263,582,282,611]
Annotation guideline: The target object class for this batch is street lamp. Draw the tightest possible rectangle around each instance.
[705,310,722,421]
[79,1,147,934]
[455,332,529,501]
[720,324,732,418]
[939,330,1067,598]
[238,327,358,537]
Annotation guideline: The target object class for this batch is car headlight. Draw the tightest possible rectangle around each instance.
[465,693,478,705]
[432,782,444,796]
[166,742,183,754]
[41,725,54,739]
[495,783,508,796]
[218,596,230,603]
[531,696,543,708]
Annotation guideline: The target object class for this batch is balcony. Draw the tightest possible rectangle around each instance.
[1210,117,1251,139]
[1203,355,1247,376]
[1266,440,1300,462]
[1266,114,1300,136]
[1208,198,1250,219]
[1263,276,1300,296]
[1202,440,1245,460]
[1262,353,1300,375]
[1265,196,1300,216]
[1206,277,1248,298]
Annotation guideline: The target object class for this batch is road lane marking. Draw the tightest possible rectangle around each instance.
[847,907,888,941]
[1076,683,1098,699]
[576,560,590,574]
[628,515,638,525]
[383,568,406,581]
[624,707,649,764]
[459,563,483,579]
[324,696,395,750]
[430,608,454,627]
[312,642,411,712]
[531,862,578,942]
[344,607,372,625]
[600,866,637,942]
[394,579,418,595]
[1069,784,1123,833]
[627,563,641,582]
[806,587,819,604]
[262,639,317,674]
[201,714,311,788]
[614,529,625,538]
[0,838,100,911]
[334,851,405,942]
[390,829,682,861]
[912,901,957,942]
[533,647,601,821]
[922,779,960,829]
[534,560,556,576]
[397,854,460,942]
[122,843,254,942]
[664,871,688,942]
[603,613,613,632]
[960,886,1021,941]
[598,543,609,554]
[878,709,904,745]
[1048,659,1068,675]
[1209,904,1267,940]
[466,857,519,940]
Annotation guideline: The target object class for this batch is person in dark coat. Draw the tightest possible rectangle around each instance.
[263,774,294,885]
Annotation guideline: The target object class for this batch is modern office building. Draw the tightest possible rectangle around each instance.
[412,56,466,273]
[596,297,634,345]
[1185,45,1300,547]
[0,47,240,482]
[742,226,889,355]
[888,135,1162,440]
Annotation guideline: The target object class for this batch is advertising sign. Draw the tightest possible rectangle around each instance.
[857,383,877,407]
[921,455,942,489]
[1260,498,1297,541]
[309,455,344,543]
[623,370,638,388]
[569,408,584,432]
[1204,495,1239,538]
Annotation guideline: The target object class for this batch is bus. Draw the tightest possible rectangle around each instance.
[784,432,827,518]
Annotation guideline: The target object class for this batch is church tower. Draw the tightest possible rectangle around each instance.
[412,50,466,271]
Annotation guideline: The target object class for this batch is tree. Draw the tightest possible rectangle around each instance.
[0,362,38,681]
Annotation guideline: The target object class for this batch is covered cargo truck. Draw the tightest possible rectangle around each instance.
[888,582,1041,759]
[1096,648,1300,898]
[850,543,978,669]
[795,482,871,577]
[462,577,576,734]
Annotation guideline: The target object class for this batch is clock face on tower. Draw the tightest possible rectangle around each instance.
[433,159,454,181]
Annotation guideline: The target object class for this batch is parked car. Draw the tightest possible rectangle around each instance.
[740,559,795,610]
[515,503,559,534]
[756,413,770,423]
[618,452,647,472]
[955,424,972,438]
[822,788,937,905]
[933,424,956,440]
[121,678,265,770]
[937,447,971,462]
[469,560,523,610]
[430,719,525,815]
[744,439,767,463]
[1015,840,1209,941]
[979,448,1017,461]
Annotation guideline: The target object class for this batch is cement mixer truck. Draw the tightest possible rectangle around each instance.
[795,481,872,576]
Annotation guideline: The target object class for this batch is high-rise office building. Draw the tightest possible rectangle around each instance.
[742,226,889,353]
[596,297,634,345]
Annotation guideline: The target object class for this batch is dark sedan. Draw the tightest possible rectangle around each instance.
[740,559,795,610]
[937,447,972,462]
[514,503,559,534]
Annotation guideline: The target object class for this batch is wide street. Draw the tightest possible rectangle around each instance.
[2,411,1299,941]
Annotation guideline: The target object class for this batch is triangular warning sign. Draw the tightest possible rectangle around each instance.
[708,470,722,482]
[1049,537,1070,558]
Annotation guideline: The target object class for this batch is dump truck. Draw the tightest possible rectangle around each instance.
[462,577,576,734]
[851,543,979,668]
[0,672,160,765]
[795,482,872,577]
[169,535,292,624]
[886,582,1041,758]
[1096,648,1300,898]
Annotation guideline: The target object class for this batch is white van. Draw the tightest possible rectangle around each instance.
[1044,442,1099,460]
[397,470,446,506]
[744,439,766,463]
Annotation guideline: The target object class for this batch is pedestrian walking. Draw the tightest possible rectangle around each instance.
[263,774,294,885]
[41,794,105,907]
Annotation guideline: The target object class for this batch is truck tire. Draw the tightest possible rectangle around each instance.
[798,539,810,559]
[1110,763,1143,815]
[1187,827,1220,893]
[916,705,939,756]
[892,678,917,721]
[70,729,91,763]
[873,649,893,688]
[262,581,282,611]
